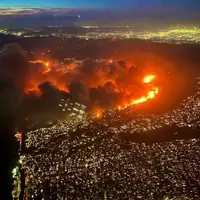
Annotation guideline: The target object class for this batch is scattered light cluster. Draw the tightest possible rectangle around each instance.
[81,27,200,43]
[99,80,200,133]
[2,26,200,44]
[19,76,200,199]
[58,26,200,44]
[23,138,200,199]
[0,28,23,36]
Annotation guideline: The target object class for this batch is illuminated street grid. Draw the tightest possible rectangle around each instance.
[20,77,200,199]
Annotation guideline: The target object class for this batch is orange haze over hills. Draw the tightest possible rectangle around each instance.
[26,59,159,114]
[96,74,159,117]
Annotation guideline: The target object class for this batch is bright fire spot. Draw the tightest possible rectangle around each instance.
[108,59,113,64]
[131,96,147,105]
[131,87,159,105]
[94,74,159,118]
[28,61,159,117]
[96,112,102,118]
[29,60,51,74]
[143,75,155,84]
[45,62,49,67]
[128,75,158,106]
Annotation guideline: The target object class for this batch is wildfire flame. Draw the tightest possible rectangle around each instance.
[95,74,159,118]
[108,59,113,64]
[143,75,155,84]
[96,112,101,118]
[29,60,51,74]
[131,87,159,105]
[26,60,69,94]
[127,74,158,106]
[27,60,159,118]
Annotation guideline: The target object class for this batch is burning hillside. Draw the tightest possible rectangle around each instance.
[0,43,159,116]
[27,59,159,111]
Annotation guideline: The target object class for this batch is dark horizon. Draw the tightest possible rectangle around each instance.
[0,7,200,28]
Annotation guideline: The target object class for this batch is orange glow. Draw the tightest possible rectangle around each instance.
[147,90,156,99]
[29,60,51,74]
[118,106,122,110]
[108,59,113,64]
[118,75,159,110]
[130,87,158,105]
[27,59,159,115]
[131,96,147,104]
[45,62,49,67]
[143,75,155,84]
[26,60,69,95]
[126,75,158,107]
[29,60,49,67]
[96,112,103,118]
[94,74,159,118]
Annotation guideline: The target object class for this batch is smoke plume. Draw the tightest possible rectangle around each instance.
[0,43,159,116]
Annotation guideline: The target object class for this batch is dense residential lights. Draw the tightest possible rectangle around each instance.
[1,27,200,43]
[19,76,200,199]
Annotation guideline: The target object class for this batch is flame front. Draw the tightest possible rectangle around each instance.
[96,74,159,118]
[127,74,158,107]
[27,59,159,117]
[29,60,51,74]
[143,75,155,83]
[131,87,159,105]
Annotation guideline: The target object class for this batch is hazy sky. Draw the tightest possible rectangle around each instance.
[0,0,200,9]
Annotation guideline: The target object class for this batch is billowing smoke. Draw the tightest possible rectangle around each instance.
[0,43,24,118]
[0,43,29,90]
[0,43,158,117]
[68,81,89,103]
[0,43,23,199]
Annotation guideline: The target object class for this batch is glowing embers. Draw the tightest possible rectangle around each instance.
[27,59,159,118]
[124,74,158,106]
[29,60,51,74]
[96,112,101,118]
[143,75,155,84]
[131,87,159,105]
[128,74,158,105]
[96,74,159,118]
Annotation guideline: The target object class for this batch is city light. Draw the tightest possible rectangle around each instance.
[1,26,200,43]
[18,75,200,199]
[5,9,200,200]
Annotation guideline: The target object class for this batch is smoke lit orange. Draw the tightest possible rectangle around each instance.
[25,60,69,94]
[131,87,159,105]
[95,74,159,118]
[27,59,159,116]
[128,75,158,106]
[29,60,51,74]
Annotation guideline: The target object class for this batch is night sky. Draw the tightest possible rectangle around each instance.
[0,0,200,10]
